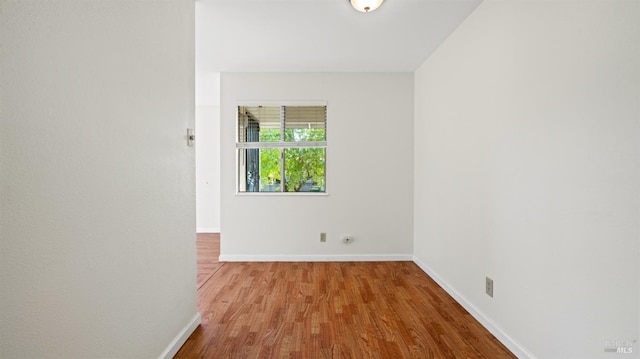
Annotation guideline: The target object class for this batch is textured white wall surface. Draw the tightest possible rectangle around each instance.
[196,105,221,232]
[194,11,221,233]
[414,1,639,358]
[220,73,414,260]
[0,1,198,358]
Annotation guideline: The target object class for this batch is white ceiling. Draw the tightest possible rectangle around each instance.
[196,0,482,74]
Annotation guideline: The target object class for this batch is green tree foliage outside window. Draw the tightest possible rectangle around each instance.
[284,128,325,192]
[258,129,281,191]
[258,128,326,192]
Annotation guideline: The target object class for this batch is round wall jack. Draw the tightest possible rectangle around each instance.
[342,236,354,244]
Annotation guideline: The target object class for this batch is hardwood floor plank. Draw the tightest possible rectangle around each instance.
[178,254,515,358]
[196,233,220,289]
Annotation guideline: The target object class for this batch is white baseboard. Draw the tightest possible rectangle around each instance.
[158,312,201,359]
[197,227,220,233]
[412,257,535,359]
[219,254,413,262]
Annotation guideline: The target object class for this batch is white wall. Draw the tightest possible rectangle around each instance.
[220,73,414,260]
[196,105,221,233]
[195,71,221,233]
[195,2,222,233]
[414,1,639,358]
[0,1,198,358]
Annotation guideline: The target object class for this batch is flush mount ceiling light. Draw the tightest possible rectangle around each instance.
[350,0,384,13]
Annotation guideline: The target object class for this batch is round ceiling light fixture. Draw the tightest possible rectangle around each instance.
[350,0,384,13]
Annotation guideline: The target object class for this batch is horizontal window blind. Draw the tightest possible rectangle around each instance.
[237,105,326,143]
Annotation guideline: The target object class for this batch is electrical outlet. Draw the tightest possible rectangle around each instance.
[486,277,494,298]
[320,232,326,242]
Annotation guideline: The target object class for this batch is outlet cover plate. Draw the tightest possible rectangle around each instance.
[486,277,494,298]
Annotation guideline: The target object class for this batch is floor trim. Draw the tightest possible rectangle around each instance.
[412,256,536,359]
[158,312,201,359]
[197,228,220,233]
[219,254,413,262]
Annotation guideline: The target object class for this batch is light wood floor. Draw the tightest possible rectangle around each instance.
[196,233,222,289]
[179,234,515,358]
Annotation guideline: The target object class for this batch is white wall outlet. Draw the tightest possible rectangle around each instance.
[486,277,494,298]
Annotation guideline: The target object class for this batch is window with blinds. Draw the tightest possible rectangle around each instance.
[237,104,327,193]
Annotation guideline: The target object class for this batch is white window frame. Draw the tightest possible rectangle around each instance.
[235,101,328,196]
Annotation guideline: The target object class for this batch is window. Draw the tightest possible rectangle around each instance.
[236,103,327,193]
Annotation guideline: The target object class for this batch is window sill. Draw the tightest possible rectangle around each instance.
[235,192,329,196]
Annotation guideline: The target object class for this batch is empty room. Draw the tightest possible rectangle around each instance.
[1,0,638,358]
